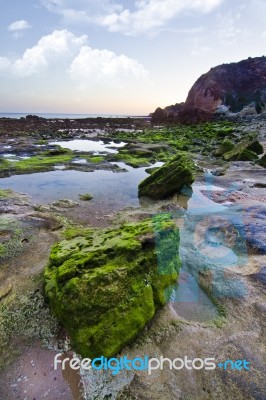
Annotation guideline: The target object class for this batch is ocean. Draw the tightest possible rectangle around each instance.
[0,112,145,119]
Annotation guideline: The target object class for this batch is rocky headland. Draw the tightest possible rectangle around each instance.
[152,56,266,124]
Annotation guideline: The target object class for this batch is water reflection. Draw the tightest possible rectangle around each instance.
[49,139,126,154]
[0,162,162,207]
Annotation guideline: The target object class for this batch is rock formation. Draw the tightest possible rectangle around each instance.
[44,218,181,358]
[151,56,266,123]
[138,152,195,199]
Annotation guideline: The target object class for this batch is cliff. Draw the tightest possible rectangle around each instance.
[152,56,266,124]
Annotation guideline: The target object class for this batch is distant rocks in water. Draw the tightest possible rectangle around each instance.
[138,152,195,199]
[79,193,93,201]
[151,56,266,123]
[44,218,181,358]
[25,114,45,121]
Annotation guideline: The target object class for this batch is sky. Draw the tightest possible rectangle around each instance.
[0,0,265,115]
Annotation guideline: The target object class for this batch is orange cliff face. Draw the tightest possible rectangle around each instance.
[151,56,266,124]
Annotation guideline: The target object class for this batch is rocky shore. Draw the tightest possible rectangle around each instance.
[0,113,265,399]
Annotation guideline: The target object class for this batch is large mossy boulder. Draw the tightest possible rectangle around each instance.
[223,135,262,161]
[44,217,181,358]
[138,152,195,199]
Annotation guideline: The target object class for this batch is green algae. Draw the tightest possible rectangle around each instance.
[215,139,234,156]
[138,152,195,199]
[86,156,105,163]
[79,193,93,201]
[0,216,24,261]
[0,151,74,176]
[108,151,153,168]
[44,218,181,358]
[0,189,12,199]
[110,121,237,150]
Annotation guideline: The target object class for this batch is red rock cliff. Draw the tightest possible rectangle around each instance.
[152,56,266,124]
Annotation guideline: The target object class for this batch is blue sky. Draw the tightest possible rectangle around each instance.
[0,0,265,114]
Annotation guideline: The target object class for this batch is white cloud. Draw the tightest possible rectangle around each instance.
[41,0,122,22]
[0,29,149,87]
[216,14,250,46]
[8,19,31,32]
[99,0,225,35]
[0,57,11,70]
[68,45,149,87]
[262,30,266,37]
[8,19,31,38]
[41,0,224,35]
[12,30,87,77]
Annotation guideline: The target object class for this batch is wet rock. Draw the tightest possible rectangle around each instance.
[79,193,93,201]
[44,217,181,358]
[138,153,195,199]
[51,199,78,209]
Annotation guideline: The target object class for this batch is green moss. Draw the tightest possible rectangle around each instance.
[79,193,93,201]
[86,156,105,163]
[0,152,74,175]
[109,152,152,168]
[138,152,195,199]
[0,189,12,199]
[14,152,74,172]
[247,140,264,155]
[237,149,259,161]
[44,218,181,358]
[0,216,34,261]
[0,244,5,255]
[72,284,155,358]
[37,139,48,145]
[215,139,234,156]
[44,146,70,156]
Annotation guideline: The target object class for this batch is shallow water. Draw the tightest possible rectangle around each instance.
[170,181,234,322]
[170,272,219,322]
[0,162,162,207]
[49,139,126,154]
[0,165,227,322]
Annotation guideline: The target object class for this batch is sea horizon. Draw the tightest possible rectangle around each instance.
[0,112,149,119]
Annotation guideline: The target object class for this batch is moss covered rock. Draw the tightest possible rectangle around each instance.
[138,152,195,199]
[44,216,181,358]
[247,140,264,155]
[223,135,262,161]
[214,139,234,156]
[257,154,266,168]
